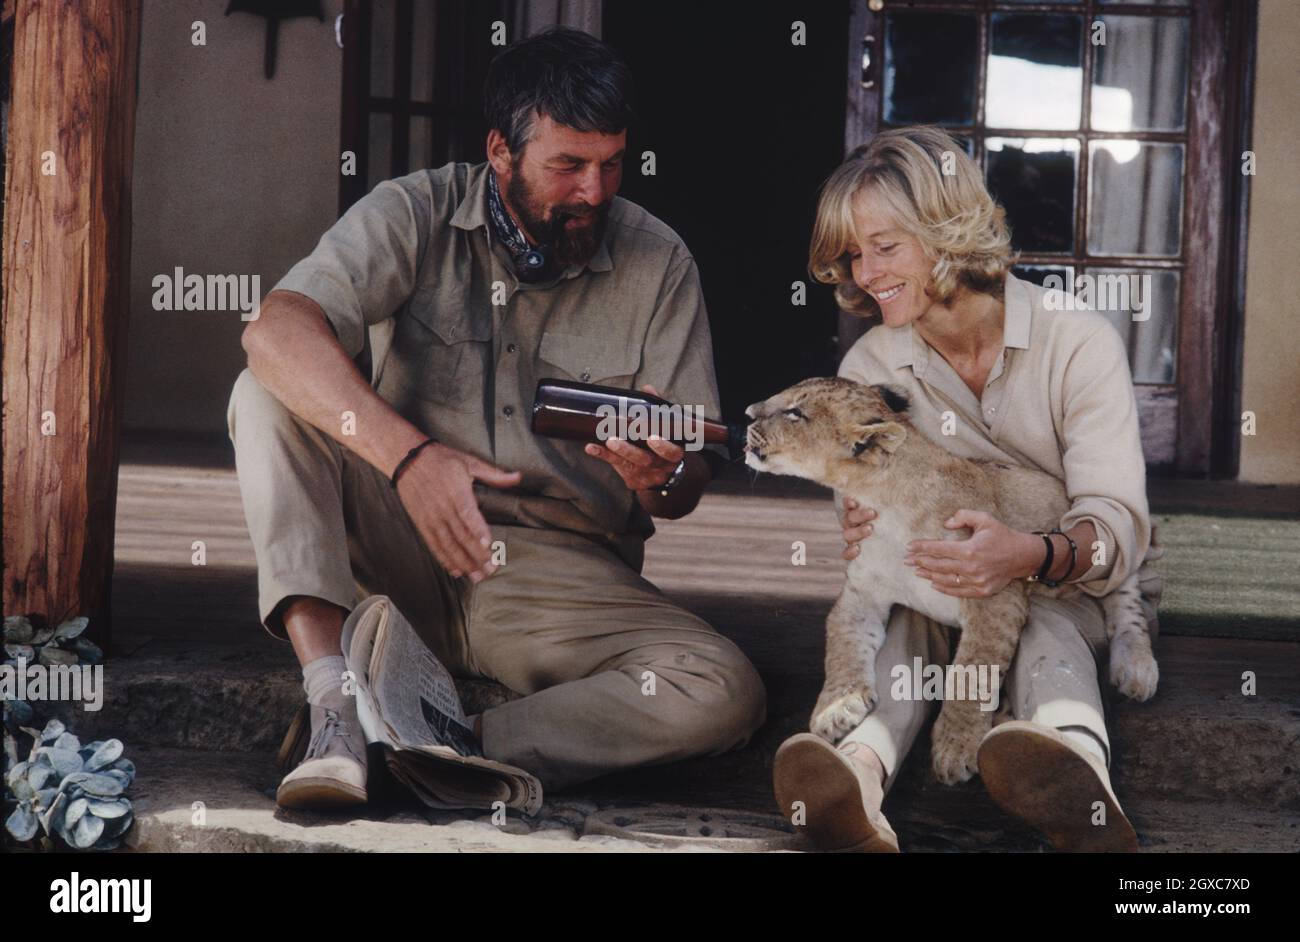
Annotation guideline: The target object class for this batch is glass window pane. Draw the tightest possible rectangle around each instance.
[1088,141,1184,257]
[370,0,394,98]
[987,14,1083,130]
[884,13,978,126]
[1092,16,1189,132]
[368,113,393,191]
[986,137,1080,254]
[409,116,433,172]
[1082,268,1180,384]
[1013,265,1076,290]
[410,1,435,103]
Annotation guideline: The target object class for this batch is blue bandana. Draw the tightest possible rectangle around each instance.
[486,169,551,282]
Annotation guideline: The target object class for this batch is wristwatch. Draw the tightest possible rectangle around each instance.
[654,457,688,498]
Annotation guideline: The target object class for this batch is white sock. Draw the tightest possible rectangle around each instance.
[1062,728,1108,767]
[302,654,347,708]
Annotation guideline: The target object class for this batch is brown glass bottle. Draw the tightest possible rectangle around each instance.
[531,378,745,460]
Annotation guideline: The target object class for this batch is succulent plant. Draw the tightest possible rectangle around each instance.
[4,615,103,670]
[3,615,131,851]
[3,719,135,849]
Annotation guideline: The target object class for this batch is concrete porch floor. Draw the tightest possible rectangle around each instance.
[96,434,1300,852]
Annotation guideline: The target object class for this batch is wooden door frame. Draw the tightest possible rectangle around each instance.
[840,0,1257,479]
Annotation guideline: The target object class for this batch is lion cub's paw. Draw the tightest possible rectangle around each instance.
[810,682,877,743]
[1109,632,1159,702]
[929,707,984,785]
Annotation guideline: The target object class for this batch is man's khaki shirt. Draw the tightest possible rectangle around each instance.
[838,273,1154,597]
[273,162,726,563]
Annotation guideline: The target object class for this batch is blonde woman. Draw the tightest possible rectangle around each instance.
[772,126,1162,853]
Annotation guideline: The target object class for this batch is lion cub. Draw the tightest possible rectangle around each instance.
[745,377,1158,784]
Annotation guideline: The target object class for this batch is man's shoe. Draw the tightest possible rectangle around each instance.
[773,733,900,853]
[978,720,1137,852]
[276,700,368,809]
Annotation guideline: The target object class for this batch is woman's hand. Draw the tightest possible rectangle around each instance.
[840,496,877,561]
[904,509,1040,598]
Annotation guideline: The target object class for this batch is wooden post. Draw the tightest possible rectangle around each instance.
[2,0,141,649]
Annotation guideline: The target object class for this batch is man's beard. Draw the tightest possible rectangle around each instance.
[505,167,610,270]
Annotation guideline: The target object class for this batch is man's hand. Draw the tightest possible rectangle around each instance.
[394,442,522,583]
[584,435,683,491]
[582,384,682,492]
[904,509,1041,598]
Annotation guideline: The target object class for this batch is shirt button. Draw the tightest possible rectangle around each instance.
[503,405,514,418]
[506,343,517,354]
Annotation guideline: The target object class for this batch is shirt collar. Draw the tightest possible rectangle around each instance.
[450,162,613,274]
[888,271,1031,370]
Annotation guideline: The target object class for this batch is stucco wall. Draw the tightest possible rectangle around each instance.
[1238,0,1300,484]
[124,0,343,434]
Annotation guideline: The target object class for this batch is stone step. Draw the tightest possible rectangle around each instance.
[120,747,1300,853]
[49,634,1300,813]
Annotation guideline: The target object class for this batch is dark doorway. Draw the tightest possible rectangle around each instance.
[602,1,850,419]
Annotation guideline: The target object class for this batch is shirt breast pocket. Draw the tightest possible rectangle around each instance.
[538,331,640,388]
[405,291,493,413]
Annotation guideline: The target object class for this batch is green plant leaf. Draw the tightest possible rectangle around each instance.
[5,803,38,841]
[79,773,124,798]
[71,812,105,849]
[85,739,123,772]
[53,618,89,641]
[2,616,34,644]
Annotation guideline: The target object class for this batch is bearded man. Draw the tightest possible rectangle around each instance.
[229,27,765,809]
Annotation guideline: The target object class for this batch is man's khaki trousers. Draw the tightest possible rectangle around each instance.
[226,369,766,791]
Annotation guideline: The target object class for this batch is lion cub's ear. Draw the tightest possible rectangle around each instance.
[851,421,907,457]
[872,384,911,415]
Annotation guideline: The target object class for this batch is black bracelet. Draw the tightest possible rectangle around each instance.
[1030,528,1078,588]
[390,437,438,489]
[1053,527,1079,584]
[655,457,688,498]
[1029,532,1055,585]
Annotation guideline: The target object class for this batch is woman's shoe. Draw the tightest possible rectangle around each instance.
[772,733,900,853]
[978,720,1137,852]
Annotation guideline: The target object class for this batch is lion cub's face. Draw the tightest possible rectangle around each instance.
[744,378,912,487]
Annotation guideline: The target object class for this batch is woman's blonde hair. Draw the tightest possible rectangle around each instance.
[809,126,1014,318]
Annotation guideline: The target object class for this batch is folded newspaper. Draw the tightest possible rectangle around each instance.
[341,594,543,816]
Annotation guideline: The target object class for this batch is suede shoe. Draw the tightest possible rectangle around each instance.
[978,720,1137,852]
[276,698,368,809]
[773,733,900,853]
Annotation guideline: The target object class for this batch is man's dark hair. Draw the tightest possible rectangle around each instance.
[484,27,635,154]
